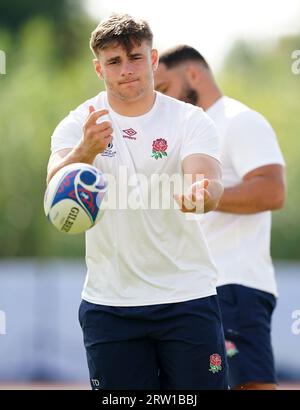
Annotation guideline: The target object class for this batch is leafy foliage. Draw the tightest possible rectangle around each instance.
[0,17,104,258]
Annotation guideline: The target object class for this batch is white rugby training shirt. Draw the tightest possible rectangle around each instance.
[51,91,220,306]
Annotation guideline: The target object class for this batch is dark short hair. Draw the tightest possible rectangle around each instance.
[159,45,209,69]
[90,13,153,57]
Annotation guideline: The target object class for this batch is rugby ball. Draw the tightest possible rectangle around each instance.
[44,163,108,234]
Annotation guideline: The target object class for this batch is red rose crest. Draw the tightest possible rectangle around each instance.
[151,138,168,160]
[209,353,222,373]
[225,340,238,358]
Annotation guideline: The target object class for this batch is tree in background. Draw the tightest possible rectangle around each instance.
[0,0,81,30]
[0,0,92,61]
[0,1,103,258]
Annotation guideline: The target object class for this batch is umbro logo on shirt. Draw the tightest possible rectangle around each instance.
[123,128,137,140]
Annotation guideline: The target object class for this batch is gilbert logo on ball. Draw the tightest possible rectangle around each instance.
[44,163,108,234]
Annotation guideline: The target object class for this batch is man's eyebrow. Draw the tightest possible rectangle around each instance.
[106,56,121,63]
[128,53,143,58]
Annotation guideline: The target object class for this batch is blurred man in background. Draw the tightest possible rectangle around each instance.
[47,17,227,389]
[155,45,286,390]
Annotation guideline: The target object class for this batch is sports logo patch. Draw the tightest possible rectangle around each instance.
[209,353,222,373]
[151,138,168,160]
[123,128,137,140]
[225,340,239,358]
[101,141,116,157]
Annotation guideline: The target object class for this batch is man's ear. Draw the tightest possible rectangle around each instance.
[151,49,159,72]
[93,58,103,79]
[186,64,202,87]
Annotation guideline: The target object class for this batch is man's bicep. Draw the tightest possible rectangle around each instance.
[227,111,285,178]
[243,163,284,180]
[182,153,222,180]
[243,163,285,194]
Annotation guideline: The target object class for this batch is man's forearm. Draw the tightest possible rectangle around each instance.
[216,176,284,214]
[47,144,95,185]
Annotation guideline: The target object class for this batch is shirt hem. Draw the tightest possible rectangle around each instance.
[81,289,217,307]
[51,145,76,154]
[217,278,278,297]
[181,151,221,164]
[238,159,285,179]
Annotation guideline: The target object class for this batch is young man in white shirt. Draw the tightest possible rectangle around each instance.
[155,45,286,390]
[47,16,227,389]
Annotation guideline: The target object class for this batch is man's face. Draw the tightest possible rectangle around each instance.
[94,41,158,102]
[154,63,198,105]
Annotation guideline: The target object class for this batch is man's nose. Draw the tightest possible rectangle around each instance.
[120,61,134,76]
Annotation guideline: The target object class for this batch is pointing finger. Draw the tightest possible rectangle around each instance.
[86,109,109,126]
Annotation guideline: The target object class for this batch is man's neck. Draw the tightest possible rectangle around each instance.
[107,90,157,117]
[197,80,223,111]
[198,89,223,111]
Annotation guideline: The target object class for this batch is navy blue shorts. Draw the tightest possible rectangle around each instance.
[217,284,277,388]
[78,296,228,390]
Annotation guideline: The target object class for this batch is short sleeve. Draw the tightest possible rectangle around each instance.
[227,110,285,178]
[180,106,220,162]
[50,106,87,154]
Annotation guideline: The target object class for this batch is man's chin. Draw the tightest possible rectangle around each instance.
[118,90,145,102]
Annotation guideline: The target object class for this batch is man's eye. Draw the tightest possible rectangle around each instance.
[108,61,118,65]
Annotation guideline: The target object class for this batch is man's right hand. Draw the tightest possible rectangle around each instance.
[79,105,113,163]
[46,105,113,185]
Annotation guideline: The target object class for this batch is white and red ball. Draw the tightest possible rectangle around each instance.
[44,163,108,234]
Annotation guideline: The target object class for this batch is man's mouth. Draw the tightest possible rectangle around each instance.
[119,79,139,85]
